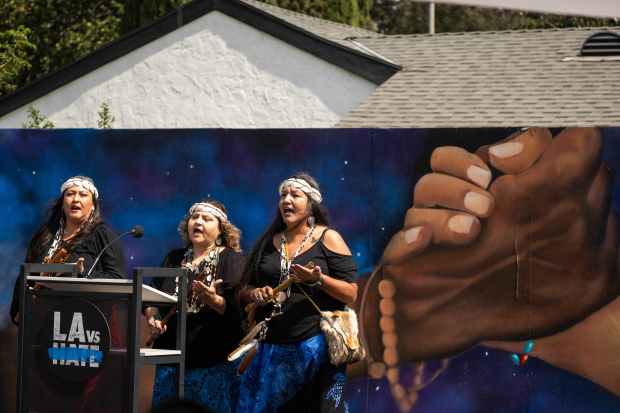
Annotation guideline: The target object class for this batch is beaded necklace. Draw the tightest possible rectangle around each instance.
[240,225,317,348]
[44,209,95,264]
[44,220,65,263]
[177,245,221,313]
[274,225,315,311]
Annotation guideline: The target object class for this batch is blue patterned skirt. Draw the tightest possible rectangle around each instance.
[152,361,240,413]
[236,334,348,413]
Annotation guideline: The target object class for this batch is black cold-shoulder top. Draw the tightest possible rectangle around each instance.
[253,229,357,344]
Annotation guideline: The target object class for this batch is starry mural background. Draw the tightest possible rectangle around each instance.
[1,128,620,412]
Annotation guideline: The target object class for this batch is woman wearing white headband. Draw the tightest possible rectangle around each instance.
[238,172,358,413]
[10,175,126,324]
[145,198,245,413]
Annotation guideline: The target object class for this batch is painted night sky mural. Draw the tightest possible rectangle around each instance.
[1,128,620,412]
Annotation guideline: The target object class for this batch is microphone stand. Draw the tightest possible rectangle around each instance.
[86,227,142,278]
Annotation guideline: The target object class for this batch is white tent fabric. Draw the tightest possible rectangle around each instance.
[415,0,620,18]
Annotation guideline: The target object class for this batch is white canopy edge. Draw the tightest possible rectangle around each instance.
[415,0,620,19]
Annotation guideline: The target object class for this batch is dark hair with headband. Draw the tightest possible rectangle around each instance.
[241,172,329,288]
[26,176,102,262]
[177,198,242,252]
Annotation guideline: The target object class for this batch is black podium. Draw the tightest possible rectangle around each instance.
[16,264,187,413]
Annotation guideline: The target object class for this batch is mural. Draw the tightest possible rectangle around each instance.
[0,128,619,412]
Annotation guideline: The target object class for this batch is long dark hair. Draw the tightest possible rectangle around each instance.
[26,177,102,262]
[241,172,329,287]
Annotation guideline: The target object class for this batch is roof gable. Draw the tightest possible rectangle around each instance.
[0,0,398,118]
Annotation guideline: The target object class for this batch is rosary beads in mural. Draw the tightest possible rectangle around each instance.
[510,340,535,366]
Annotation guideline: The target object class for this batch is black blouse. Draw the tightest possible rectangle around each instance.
[9,222,127,323]
[152,247,245,368]
[253,229,357,344]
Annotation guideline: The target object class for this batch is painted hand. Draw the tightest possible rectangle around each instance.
[380,127,620,361]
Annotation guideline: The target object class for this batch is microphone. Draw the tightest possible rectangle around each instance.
[86,225,144,278]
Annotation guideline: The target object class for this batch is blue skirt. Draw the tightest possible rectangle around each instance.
[152,361,240,413]
[236,334,348,413]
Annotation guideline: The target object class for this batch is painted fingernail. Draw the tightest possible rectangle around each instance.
[464,192,491,215]
[467,165,492,188]
[448,214,475,234]
[489,141,523,158]
[404,227,421,244]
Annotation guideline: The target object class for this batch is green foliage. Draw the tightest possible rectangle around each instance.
[121,0,193,32]
[21,102,116,128]
[22,105,55,129]
[0,0,124,97]
[0,0,196,98]
[1,0,617,103]
[0,26,36,95]
[97,102,115,129]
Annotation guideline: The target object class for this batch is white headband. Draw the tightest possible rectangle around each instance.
[189,202,228,222]
[279,178,322,203]
[60,177,99,200]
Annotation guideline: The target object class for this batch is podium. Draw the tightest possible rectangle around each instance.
[16,264,187,413]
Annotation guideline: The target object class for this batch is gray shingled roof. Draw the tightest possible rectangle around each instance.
[338,27,620,127]
[241,0,379,40]
[4,0,617,127]
[242,3,620,127]
[241,0,384,55]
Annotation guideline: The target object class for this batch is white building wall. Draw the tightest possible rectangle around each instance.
[0,11,377,128]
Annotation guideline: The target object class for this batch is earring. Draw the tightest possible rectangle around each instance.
[215,236,223,246]
[307,215,316,227]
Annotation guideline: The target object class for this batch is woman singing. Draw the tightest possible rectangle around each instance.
[10,175,126,324]
[146,199,245,413]
[238,173,358,412]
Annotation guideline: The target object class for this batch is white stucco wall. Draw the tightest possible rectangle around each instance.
[0,11,377,128]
